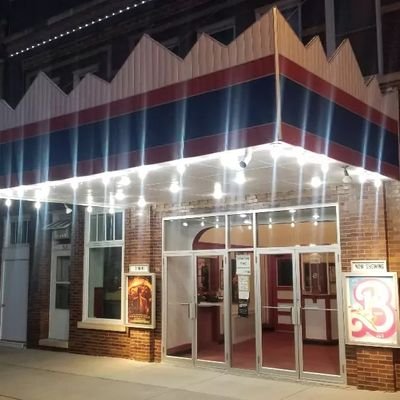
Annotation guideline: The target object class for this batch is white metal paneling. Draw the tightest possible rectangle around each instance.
[275,10,398,120]
[0,9,396,135]
[0,12,275,133]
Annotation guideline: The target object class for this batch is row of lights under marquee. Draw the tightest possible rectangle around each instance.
[0,143,386,211]
[177,208,325,230]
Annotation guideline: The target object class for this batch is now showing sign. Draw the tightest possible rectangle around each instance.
[351,260,387,273]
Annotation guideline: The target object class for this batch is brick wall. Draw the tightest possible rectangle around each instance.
[339,181,400,391]
[26,181,400,391]
[27,214,52,347]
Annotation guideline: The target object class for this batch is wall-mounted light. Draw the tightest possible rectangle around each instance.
[64,204,72,214]
[342,166,352,184]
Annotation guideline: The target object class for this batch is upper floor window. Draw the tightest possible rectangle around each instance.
[85,210,124,321]
[7,218,30,246]
[256,1,302,36]
[199,18,236,45]
[73,64,99,88]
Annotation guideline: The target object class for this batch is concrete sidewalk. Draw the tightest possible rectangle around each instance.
[0,347,397,400]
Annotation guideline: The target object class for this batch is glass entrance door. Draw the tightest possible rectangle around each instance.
[298,251,341,378]
[257,248,343,381]
[230,251,256,370]
[195,254,226,365]
[165,255,194,360]
[258,252,297,375]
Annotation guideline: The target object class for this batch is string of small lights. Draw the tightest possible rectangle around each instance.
[9,0,153,58]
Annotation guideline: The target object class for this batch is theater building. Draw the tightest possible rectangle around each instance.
[0,8,400,392]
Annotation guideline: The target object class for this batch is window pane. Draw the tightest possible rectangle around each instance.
[164,216,225,251]
[115,212,123,240]
[229,214,253,248]
[257,206,337,247]
[55,284,69,309]
[98,214,105,241]
[106,214,114,241]
[88,247,122,319]
[90,214,97,242]
[56,256,70,282]
[10,222,17,245]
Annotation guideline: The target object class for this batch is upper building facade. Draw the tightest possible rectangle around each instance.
[0,0,400,107]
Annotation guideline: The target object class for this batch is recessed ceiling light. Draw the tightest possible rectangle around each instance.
[16,187,24,197]
[34,201,41,210]
[5,198,11,207]
[115,189,126,201]
[137,195,146,208]
[374,177,382,189]
[71,180,79,190]
[213,182,223,200]
[234,171,246,185]
[311,176,322,188]
[102,174,111,186]
[118,176,131,187]
[169,181,181,193]
[86,205,93,213]
[321,161,329,174]
[176,162,186,175]
[138,167,148,180]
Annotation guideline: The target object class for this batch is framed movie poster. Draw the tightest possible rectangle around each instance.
[125,273,156,329]
[343,272,399,347]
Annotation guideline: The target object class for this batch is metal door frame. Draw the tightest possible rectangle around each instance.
[255,248,299,379]
[255,245,345,383]
[162,251,229,368]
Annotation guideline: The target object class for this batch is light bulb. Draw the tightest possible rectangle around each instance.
[34,201,41,210]
[137,196,146,208]
[5,198,11,207]
[169,181,181,193]
[234,171,246,185]
[311,176,322,188]
[213,182,223,200]
[87,205,93,213]
[182,221,188,227]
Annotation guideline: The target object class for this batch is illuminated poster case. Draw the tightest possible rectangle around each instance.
[125,273,156,329]
[343,272,399,347]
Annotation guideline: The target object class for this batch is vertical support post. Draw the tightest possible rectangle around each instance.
[324,0,336,57]
[375,0,384,74]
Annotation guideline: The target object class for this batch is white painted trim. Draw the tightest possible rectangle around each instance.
[82,209,125,324]
[77,320,127,332]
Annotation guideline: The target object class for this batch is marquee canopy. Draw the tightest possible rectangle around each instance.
[0,9,397,192]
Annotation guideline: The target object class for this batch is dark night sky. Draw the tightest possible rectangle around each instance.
[0,0,97,33]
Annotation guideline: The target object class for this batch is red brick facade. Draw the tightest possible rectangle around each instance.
[27,181,400,391]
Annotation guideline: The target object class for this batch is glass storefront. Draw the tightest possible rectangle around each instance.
[163,204,344,383]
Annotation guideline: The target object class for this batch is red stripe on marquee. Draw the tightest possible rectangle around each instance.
[0,56,275,145]
[0,124,276,187]
[279,55,398,135]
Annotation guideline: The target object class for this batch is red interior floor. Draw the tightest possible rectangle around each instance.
[197,330,340,375]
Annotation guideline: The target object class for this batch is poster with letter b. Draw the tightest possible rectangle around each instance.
[343,272,399,346]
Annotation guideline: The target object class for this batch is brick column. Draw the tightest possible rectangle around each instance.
[338,182,397,391]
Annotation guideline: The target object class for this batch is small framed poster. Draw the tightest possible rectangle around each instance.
[125,273,156,329]
[343,272,399,347]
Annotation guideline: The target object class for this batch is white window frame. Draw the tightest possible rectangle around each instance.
[82,209,125,326]
[198,18,236,42]
[4,216,30,247]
